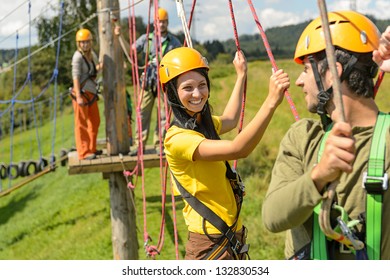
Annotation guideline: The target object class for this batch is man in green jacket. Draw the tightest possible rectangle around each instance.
[263,11,390,260]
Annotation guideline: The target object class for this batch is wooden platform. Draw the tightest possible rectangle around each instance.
[67,145,165,175]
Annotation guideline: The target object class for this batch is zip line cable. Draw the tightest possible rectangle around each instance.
[0,0,58,48]
[0,1,29,24]
[247,0,300,122]
[0,12,97,76]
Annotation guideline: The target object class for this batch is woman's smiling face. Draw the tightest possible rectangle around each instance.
[177,70,209,116]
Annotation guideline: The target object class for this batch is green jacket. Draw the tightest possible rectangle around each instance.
[262,118,390,259]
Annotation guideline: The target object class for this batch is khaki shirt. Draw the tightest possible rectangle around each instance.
[263,118,390,259]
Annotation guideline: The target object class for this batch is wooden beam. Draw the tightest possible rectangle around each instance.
[67,146,165,175]
[97,0,138,260]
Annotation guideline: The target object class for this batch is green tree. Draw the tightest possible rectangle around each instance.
[36,0,98,87]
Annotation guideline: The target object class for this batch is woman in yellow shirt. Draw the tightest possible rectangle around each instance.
[159,47,289,259]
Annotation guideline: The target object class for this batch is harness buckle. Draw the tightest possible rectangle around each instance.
[362,172,388,193]
[225,228,241,255]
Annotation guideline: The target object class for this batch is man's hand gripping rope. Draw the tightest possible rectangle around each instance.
[316,0,365,252]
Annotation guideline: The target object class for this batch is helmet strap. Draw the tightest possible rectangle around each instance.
[308,55,333,128]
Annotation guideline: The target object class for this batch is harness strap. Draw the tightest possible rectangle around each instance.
[148,33,169,61]
[171,161,247,259]
[311,123,332,260]
[79,51,97,81]
[69,51,99,106]
[364,112,390,260]
[310,112,389,260]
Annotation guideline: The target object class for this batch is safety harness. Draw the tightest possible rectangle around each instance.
[310,112,389,260]
[141,33,170,96]
[171,161,249,260]
[69,51,99,106]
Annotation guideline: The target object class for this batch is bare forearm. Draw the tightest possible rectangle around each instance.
[220,74,246,131]
[231,96,278,158]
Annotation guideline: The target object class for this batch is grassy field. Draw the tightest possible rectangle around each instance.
[0,58,389,260]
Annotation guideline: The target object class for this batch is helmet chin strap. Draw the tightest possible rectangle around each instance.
[167,82,207,130]
[308,55,333,128]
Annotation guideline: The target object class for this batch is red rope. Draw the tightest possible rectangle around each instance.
[228,0,247,169]
[247,0,300,122]
[374,70,385,98]
[228,0,241,52]
[126,0,153,253]
[170,184,181,259]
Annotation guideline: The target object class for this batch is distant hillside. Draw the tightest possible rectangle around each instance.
[0,49,16,68]
[222,17,390,61]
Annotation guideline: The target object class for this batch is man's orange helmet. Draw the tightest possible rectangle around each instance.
[158,8,169,21]
[159,47,209,88]
[294,11,380,64]
[76,28,92,42]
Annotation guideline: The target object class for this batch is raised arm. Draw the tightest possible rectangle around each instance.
[219,50,247,134]
[194,69,289,161]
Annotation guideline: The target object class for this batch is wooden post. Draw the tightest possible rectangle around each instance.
[97,0,138,259]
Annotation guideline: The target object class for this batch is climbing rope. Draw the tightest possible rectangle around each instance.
[175,0,192,48]
[228,0,247,170]
[374,70,385,98]
[247,0,300,121]
[124,0,160,258]
[183,0,197,47]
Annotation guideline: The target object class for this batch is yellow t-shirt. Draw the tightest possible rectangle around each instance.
[164,116,242,234]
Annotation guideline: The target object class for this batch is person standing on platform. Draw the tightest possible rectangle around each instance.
[71,28,102,160]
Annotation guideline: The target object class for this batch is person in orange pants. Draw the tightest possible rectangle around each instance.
[71,28,102,160]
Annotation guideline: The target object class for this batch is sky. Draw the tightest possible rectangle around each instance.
[0,0,389,50]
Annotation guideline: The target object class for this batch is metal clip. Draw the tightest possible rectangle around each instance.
[337,217,364,251]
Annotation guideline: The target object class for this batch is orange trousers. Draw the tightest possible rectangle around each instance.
[72,91,100,159]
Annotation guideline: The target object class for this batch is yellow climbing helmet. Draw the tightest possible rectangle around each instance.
[76,28,92,41]
[294,11,380,64]
[159,47,209,87]
[158,7,169,21]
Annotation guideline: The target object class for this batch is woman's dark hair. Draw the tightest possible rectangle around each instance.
[314,48,378,98]
[165,68,220,140]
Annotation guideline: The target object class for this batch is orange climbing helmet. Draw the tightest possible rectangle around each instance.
[159,47,209,87]
[76,28,93,42]
[158,7,169,21]
[294,10,380,64]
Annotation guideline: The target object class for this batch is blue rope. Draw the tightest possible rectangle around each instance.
[26,0,43,161]
[50,0,65,166]
[8,32,19,188]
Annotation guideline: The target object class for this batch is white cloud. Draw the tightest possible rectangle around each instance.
[1,0,389,49]
[259,8,303,29]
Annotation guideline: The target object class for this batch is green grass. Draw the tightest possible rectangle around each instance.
[1,59,390,260]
